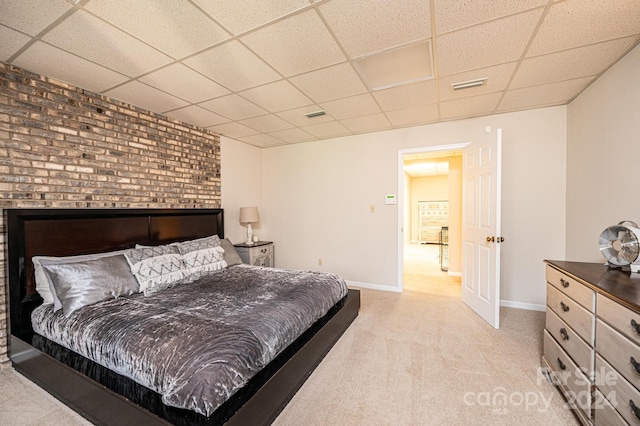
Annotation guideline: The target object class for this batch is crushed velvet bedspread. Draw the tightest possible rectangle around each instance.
[31,264,348,417]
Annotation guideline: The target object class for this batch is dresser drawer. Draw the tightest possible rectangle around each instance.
[597,319,640,391]
[543,330,592,418]
[547,283,595,345]
[596,354,640,425]
[598,293,640,346]
[546,309,594,371]
[594,389,627,426]
[547,265,595,311]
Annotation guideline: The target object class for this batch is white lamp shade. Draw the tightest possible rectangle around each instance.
[239,207,259,223]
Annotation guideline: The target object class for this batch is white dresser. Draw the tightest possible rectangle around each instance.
[544,261,640,425]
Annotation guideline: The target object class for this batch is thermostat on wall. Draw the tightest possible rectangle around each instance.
[385,195,397,205]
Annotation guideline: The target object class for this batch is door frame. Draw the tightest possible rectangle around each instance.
[397,143,470,292]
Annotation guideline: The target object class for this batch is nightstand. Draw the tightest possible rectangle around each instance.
[233,241,274,267]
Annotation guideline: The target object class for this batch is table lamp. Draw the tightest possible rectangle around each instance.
[239,207,259,245]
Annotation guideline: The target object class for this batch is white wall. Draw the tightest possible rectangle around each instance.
[261,106,567,307]
[566,43,640,262]
[409,175,449,242]
[220,136,263,244]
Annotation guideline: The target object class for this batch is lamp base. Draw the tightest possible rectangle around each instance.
[246,223,254,245]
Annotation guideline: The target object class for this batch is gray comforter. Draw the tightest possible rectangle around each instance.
[31,264,348,416]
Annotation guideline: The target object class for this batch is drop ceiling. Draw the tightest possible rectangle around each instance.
[2,0,639,148]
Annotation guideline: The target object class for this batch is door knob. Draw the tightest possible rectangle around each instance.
[486,236,495,243]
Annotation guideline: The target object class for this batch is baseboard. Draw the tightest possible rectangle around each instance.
[500,299,546,312]
[448,271,461,277]
[346,280,402,293]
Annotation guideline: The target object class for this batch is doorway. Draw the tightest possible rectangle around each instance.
[398,145,464,296]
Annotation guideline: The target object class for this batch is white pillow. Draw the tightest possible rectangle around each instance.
[176,235,227,275]
[124,245,188,295]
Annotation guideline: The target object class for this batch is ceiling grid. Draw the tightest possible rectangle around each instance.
[1,0,639,147]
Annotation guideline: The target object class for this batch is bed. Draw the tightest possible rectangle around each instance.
[6,208,360,425]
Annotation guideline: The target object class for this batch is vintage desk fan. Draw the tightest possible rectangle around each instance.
[599,220,640,272]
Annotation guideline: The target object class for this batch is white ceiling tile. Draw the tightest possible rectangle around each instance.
[528,0,640,56]
[355,40,433,90]
[105,81,188,113]
[268,128,315,143]
[290,62,367,102]
[184,40,280,91]
[139,64,229,103]
[320,94,381,119]
[387,105,439,127]
[440,93,502,120]
[0,0,71,36]
[341,113,391,133]
[42,10,172,77]
[199,94,268,120]
[0,25,32,62]
[208,122,261,139]
[435,0,547,34]
[238,134,285,147]
[193,0,310,35]
[240,9,345,77]
[498,77,594,112]
[85,0,230,59]
[319,0,431,58]
[276,105,335,126]
[164,105,229,128]
[437,9,542,76]
[13,41,129,93]
[239,114,294,133]
[240,80,312,112]
[439,62,518,101]
[511,37,638,89]
[302,121,351,139]
[374,80,437,111]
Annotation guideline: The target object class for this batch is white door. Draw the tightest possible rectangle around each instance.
[461,128,502,329]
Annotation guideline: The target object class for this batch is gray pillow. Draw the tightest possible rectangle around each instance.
[220,238,243,266]
[34,250,126,310]
[124,244,188,295]
[42,255,139,317]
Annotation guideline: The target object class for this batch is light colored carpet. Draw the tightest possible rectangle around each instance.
[274,244,579,425]
[0,245,578,425]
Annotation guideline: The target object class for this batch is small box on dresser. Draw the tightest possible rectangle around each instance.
[544,260,640,426]
[233,241,274,267]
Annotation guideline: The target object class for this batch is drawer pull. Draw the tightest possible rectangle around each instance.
[560,278,569,288]
[557,357,566,371]
[560,301,570,312]
[631,319,640,336]
[559,328,569,341]
[631,357,640,375]
[630,400,640,421]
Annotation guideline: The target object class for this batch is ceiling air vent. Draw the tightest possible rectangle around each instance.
[304,110,327,118]
[451,78,487,91]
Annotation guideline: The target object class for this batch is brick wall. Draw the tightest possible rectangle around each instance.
[0,63,222,366]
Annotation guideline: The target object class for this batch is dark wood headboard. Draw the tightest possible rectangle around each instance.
[6,208,224,340]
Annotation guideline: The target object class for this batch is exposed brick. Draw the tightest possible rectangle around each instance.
[0,63,222,362]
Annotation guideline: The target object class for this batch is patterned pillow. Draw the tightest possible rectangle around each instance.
[124,245,187,295]
[177,235,227,276]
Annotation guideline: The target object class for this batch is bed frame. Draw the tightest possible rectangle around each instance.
[6,208,360,425]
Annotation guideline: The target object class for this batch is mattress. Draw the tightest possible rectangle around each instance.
[31,264,348,417]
